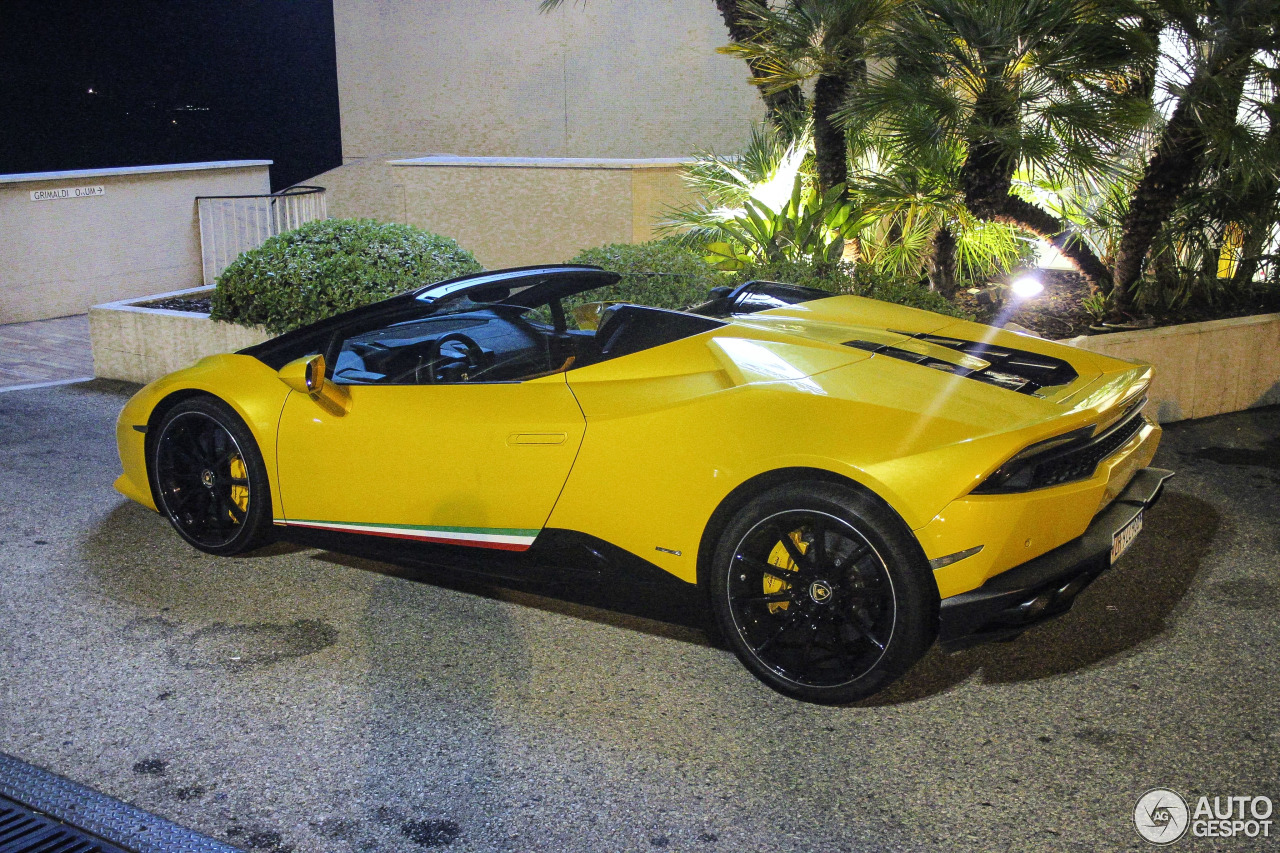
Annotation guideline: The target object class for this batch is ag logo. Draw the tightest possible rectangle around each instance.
[808,580,833,603]
[1135,788,1190,845]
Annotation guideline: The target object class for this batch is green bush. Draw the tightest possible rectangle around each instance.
[851,265,972,319]
[567,238,723,311]
[211,218,482,334]
[728,259,854,294]
[729,260,971,318]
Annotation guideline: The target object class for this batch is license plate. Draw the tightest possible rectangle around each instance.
[1111,511,1143,564]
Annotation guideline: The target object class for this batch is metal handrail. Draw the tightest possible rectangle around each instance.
[194,185,325,201]
[196,186,327,285]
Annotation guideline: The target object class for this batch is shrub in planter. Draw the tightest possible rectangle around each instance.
[567,238,723,311]
[850,265,971,319]
[211,218,482,334]
[730,260,970,319]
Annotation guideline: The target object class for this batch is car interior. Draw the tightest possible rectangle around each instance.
[331,301,724,385]
[233,272,832,387]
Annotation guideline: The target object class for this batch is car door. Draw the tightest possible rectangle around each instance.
[273,311,585,552]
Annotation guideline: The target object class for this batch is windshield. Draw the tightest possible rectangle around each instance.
[415,267,619,317]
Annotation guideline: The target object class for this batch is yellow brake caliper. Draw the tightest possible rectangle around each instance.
[228,454,249,522]
[763,529,807,613]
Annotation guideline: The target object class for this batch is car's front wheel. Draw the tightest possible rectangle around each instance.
[150,396,272,556]
[709,482,937,704]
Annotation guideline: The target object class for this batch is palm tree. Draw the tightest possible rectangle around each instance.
[720,0,901,197]
[713,0,808,123]
[850,157,1032,295]
[660,123,862,268]
[843,0,1156,292]
[660,123,810,248]
[1111,0,1280,310]
[1229,90,1280,288]
[1134,76,1280,307]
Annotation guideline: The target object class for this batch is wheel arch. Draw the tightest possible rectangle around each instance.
[143,389,276,513]
[143,390,219,505]
[144,388,276,555]
[695,466,929,592]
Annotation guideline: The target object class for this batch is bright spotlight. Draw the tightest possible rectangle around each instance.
[1010,275,1044,298]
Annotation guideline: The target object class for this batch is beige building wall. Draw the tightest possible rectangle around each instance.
[333,0,762,161]
[316,155,697,269]
[0,161,271,324]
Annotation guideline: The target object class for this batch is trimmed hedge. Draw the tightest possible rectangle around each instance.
[211,219,482,334]
[565,243,969,319]
[729,259,970,318]
[567,238,724,311]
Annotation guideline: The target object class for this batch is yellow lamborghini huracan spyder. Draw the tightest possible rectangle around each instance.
[115,266,1171,703]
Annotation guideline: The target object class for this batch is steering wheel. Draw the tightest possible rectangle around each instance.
[427,332,485,382]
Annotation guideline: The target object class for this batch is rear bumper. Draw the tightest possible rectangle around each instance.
[936,466,1174,652]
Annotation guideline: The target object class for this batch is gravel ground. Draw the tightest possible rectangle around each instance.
[0,380,1276,852]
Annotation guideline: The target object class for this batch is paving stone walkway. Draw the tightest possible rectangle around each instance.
[0,314,94,391]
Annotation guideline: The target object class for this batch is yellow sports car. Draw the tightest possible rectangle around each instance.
[114,265,1171,703]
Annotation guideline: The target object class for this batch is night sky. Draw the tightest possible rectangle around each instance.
[1,0,343,191]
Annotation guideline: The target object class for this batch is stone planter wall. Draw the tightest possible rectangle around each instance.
[1062,313,1280,423]
[89,287,268,385]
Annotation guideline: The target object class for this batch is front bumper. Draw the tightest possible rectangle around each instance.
[936,466,1174,652]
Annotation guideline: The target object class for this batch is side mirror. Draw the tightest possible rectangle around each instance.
[278,354,326,394]
[278,355,349,413]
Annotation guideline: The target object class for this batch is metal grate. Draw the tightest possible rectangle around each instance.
[196,185,327,285]
[0,753,238,853]
[0,796,128,852]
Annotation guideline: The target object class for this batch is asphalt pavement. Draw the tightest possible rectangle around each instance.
[0,380,1276,852]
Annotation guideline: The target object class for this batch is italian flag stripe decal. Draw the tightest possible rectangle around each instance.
[277,519,539,551]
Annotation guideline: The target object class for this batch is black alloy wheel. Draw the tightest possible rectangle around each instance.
[710,482,936,704]
[151,397,272,555]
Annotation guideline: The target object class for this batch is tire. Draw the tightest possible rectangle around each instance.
[149,396,273,556]
[709,481,937,704]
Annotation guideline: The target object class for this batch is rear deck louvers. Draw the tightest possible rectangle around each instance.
[843,332,1078,395]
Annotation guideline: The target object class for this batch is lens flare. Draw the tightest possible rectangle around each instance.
[1011,276,1044,298]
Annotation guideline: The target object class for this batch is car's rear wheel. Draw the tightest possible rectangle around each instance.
[150,397,272,556]
[709,482,936,704]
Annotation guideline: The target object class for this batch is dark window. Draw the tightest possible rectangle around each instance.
[332,308,553,385]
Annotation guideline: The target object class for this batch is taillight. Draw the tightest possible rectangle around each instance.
[972,426,1095,493]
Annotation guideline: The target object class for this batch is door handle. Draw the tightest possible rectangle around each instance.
[509,433,567,445]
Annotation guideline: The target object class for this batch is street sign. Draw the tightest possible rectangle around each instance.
[30,186,105,201]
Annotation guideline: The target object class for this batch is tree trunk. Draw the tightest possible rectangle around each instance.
[959,84,1113,293]
[927,225,958,296]
[1231,95,1280,289]
[994,194,1114,293]
[960,87,1017,219]
[1113,102,1209,307]
[1113,46,1252,309]
[1231,215,1276,289]
[715,0,805,124]
[813,73,852,198]
[1122,16,1162,103]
